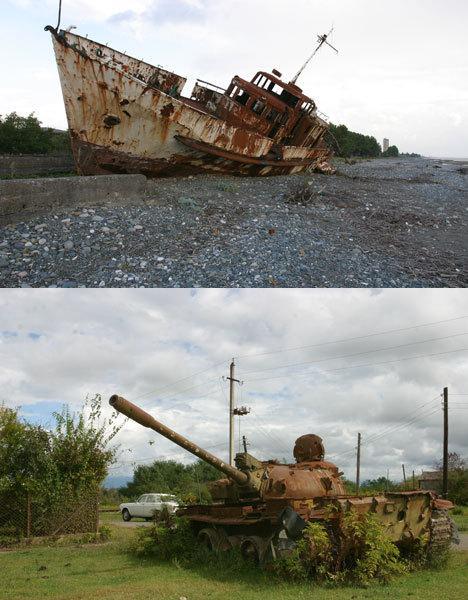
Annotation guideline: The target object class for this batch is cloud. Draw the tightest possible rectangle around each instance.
[109,0,208,27]
[0,289,467,483]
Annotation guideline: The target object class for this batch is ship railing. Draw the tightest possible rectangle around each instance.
[195,79,226,93]
[316,110,330,122]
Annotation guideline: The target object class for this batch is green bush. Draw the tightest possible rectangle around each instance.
[274,512,406,586]
[131,517,196,562]
[0,113,71,155]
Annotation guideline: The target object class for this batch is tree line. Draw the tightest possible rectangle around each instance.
[0,112,71,155]
[114,459,222,504]
[326,123,400,159]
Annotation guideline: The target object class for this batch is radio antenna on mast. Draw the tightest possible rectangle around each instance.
[291,27,338,85]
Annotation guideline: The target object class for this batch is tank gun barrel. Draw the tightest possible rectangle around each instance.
[109,395,249,486]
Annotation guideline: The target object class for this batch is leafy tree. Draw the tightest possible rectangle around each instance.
[383,145,399,158]
[326,123,381,158]
[119,459,222,503]
[434,453,466,472]
[0,407,55,496]
[51,394,121,495]
[0,396,120,537]
[433,453,468,505]
[0,112,71,155]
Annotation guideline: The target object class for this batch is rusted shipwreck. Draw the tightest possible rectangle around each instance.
[47,26,334,177]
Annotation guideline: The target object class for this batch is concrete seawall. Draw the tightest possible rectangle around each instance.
[0,175,148,224]
[0,154,75,177]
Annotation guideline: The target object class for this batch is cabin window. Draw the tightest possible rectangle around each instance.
[236,91,250,106]
[280,90,300,108]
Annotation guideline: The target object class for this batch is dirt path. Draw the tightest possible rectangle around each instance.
[456,533,468,551]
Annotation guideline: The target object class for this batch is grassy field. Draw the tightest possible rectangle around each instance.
[453,506,468,532]
[1,523,467,600]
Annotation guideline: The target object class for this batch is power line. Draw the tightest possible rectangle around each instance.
[362,406,441,447]
[108,441,228,470]
[247,348,468,383]
[132,360,226,403]
[359,395,441,446]
[234,315,468,361]
[328,395,442,460]
[242,332,468,376]
[117,316,467,409]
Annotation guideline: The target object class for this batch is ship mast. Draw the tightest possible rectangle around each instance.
[291,28,338,85]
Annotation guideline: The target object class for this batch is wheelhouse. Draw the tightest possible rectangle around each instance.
[225,71,318,141]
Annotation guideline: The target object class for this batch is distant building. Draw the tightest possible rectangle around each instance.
[383,138,390,153]
[419,471,442,491]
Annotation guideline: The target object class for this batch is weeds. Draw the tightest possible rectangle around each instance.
[130,512,451,588]
[274,513,407,586]
[284,183,316,205]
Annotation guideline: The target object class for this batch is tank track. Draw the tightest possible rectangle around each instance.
[428,509,454,552]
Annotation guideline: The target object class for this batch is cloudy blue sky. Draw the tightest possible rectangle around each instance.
[1,288,467,485]
[1,0,467,157]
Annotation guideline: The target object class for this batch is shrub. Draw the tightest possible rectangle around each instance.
[273,522,334,582]
[131,517,196,562]
[340,512,406,585]
[273,512,406,586]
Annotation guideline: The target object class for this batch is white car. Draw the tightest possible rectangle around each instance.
[119,493,179,522]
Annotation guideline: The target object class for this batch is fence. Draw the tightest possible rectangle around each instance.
[0,491,99,545]
[0,154,75,178]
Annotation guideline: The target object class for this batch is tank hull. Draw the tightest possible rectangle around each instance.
[181,491,454,564]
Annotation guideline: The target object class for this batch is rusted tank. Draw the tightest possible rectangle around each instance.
[110,395,455,565]
[46,26,334,178]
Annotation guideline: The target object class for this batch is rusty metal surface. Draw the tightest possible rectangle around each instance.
[49,29,333,178]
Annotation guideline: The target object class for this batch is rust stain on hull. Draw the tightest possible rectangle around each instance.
[49,28,334,178]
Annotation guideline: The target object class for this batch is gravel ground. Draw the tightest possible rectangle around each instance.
[0,157,466,288]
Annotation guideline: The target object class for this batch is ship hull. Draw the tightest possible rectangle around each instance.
[50,31,332,178]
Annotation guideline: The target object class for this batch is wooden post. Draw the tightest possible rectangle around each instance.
[95,493,100,534]
[226,360,240,467]
[412,470,415,490]
[26,492,32,538]
[443,387,449,498]
[402,464,407,489]
[356,432,361,493]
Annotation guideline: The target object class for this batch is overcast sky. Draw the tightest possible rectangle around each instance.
[1,288,467,485]
[1,0,467,157]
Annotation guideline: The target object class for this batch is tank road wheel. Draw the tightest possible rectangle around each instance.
[240,536,264,565]
[122,508,132,522]
[197,528,220,552]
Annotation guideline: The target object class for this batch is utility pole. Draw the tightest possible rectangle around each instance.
[356,432,361,493]
[226,359,240,467]
[443,387,449,498]
[402,464,407,489]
